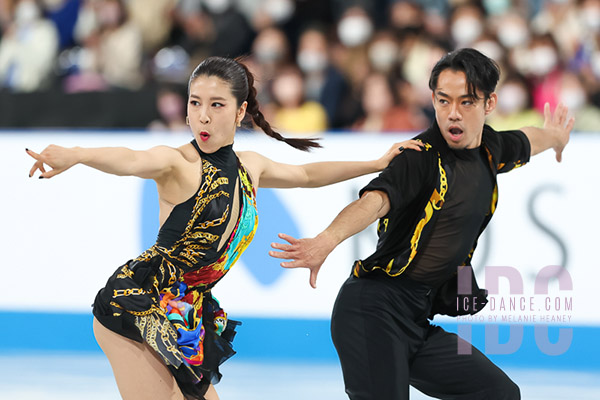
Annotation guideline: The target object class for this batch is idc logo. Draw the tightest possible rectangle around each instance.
[140,181,298,286]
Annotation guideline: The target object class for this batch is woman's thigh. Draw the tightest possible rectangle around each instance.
[93,317,187,400]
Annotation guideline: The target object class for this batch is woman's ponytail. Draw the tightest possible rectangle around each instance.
[236,59,321,151]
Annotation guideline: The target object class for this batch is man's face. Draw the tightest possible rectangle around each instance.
[432,69,496,149]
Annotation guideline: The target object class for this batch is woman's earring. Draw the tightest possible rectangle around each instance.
[186,116,190,125]
[236,120,241,127]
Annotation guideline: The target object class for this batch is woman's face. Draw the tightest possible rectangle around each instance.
[187,75,247,153]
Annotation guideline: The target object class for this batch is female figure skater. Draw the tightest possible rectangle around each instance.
[26,57,421,400]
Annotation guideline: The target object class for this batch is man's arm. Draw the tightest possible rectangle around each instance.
[269,190,390,288]
[520,102,575,162]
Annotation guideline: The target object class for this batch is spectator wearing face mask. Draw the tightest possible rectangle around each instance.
[531,0,584,63]
[249,26,292,107]
[400,37,450,124]
[169,0,215,65]
[486,72,543,131]
[493,11,530,52]
[251,26,291,79]
[269,64,328,135]
[0,0,59,92]
[448,3,486,48]
[147,85,188,132]
[523,34,565,114]
[245,0,296,33]
[471,34,507,70]
[367,30,400,75]
[352,71,428,133]
[559,71,600,132]
[69,0,144,91]
[332,6,374,92]
[202,0,255,58]
[296,26,355,130]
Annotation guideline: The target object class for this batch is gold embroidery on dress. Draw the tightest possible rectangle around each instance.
[116,265,134,279]
[210,177,228,191]
[106,153,258,381]
[113,288,148,297]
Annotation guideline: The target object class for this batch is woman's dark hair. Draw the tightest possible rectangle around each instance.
[428,48,500,101]
[189,56,321,151]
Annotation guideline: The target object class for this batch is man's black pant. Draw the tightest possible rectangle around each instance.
[331,273,520,400]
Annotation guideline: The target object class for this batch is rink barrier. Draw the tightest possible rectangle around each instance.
[0,311,598,371]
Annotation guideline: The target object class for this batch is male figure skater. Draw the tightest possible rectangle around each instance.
[269,48,574,399]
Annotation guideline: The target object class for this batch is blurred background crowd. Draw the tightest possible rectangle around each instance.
[0,0,599,133]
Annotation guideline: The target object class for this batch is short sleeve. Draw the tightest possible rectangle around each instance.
[358,150,428,213]
[495,129,531,173]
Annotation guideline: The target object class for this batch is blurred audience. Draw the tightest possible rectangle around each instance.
[296,25,353,129]
[0,0,59,92]
[148,85,188,132]
[352,71,427,133]
[268,64,327,135]
[1,0,598,132]
[64,0,144,91]
[487,72,544,131]
[559,71,600,132]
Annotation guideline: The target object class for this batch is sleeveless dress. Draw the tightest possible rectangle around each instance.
[93,141,258,398]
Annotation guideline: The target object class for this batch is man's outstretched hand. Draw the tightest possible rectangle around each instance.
[269,232,337,289]
[543,102,575,162]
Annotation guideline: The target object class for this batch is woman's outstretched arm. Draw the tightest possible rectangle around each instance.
[239,139,422,189]
[26,145,183,180]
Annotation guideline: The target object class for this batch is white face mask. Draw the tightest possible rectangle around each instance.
[451,17,483,45]
[497,24,529,48]
[580,7,600,31]
[254,44,285,63]
[204,0,232,14]
[297,50,327,73]
[337,15,373,47]
[368,41,398,72]
[497,84,528,114]
[473,40,504,62]
[14,0,40,25]
[529,46,558,76]
[561,88,586,111]
[264,0,295,24]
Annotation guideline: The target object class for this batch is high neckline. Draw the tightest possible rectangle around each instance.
[191,140,234,156]
[451,146,481,161]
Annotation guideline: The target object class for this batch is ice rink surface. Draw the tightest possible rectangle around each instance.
[0,353,598,399]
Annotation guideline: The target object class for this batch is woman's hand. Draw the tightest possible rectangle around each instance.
[376,139,423,170]
[26,145,80,179]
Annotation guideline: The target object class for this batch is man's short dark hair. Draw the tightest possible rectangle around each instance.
[428,48,500,101]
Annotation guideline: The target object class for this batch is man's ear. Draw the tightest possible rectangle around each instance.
[485,93,497,115]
